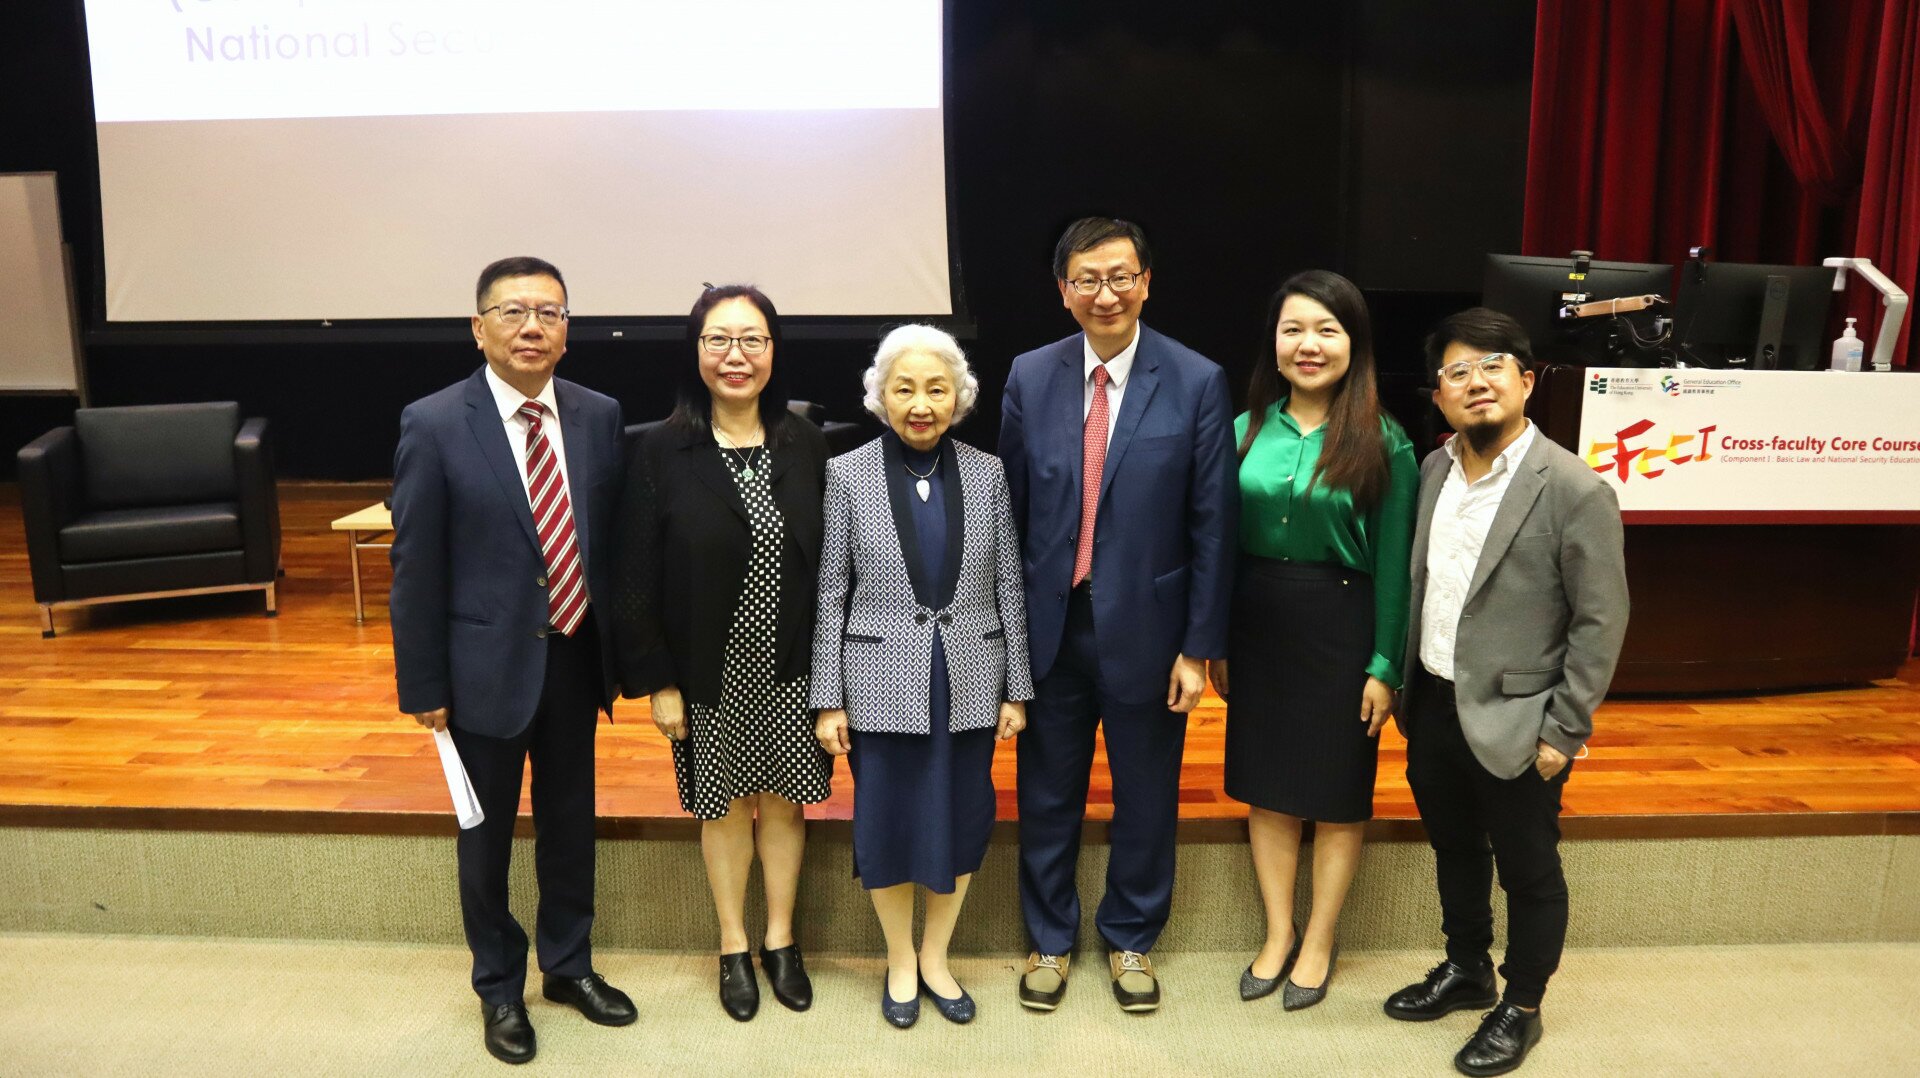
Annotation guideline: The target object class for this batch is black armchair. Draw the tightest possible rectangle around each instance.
[17,402,282,637]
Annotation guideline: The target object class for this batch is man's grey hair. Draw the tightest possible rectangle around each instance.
[861,324,980,422]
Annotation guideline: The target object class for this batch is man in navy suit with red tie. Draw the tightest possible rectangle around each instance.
[1000,219,1237,1013]
[391,257,634,1064]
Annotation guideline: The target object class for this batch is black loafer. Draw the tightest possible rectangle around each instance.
[1455,1002,1543,1076]
[1384,959,1498,1022]
[760,944,814,1012]
[719,951,759,1022]
[481,1002,535,1065]
[881,974,920,1028]
[920,977,976,1024]
[542,972,637,1027]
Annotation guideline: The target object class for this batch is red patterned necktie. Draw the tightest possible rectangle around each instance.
[517,400,586,636]
[1073,364,1111,587]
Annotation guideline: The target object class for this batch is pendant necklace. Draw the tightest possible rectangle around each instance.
[903,456,936,502]
[714,427,762,480]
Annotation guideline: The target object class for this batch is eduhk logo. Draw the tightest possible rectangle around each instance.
[1586,419,1719,482]
[1588,372,1610,395]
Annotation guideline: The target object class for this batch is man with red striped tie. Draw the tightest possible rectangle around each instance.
[392,257,633,1065]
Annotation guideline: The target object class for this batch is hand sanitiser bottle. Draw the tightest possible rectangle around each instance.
[1830,317,1864,372]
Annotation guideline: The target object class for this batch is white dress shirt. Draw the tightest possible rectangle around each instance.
[483,365,573,510]
[1081,324,1140,447]
[1420,421,1538,681]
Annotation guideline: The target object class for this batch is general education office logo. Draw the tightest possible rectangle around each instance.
[1659,375,1681,396]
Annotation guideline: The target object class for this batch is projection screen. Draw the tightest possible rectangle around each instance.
[83,0,952,321]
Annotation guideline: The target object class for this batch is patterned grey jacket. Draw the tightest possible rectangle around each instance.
[811,435,1034,733]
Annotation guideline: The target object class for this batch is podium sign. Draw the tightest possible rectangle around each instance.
[1573,368,1920,522]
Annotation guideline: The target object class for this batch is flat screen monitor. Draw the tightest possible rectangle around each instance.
[1671,262,1836,370]
[1481,254,1673,366]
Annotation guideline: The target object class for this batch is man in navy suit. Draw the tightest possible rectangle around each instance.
[1000,218,1237,1013]
[391,257,634,1064]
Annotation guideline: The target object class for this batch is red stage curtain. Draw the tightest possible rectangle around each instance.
[1524,0,1918,368]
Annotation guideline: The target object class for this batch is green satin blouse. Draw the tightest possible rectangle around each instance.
[1233,401,1419,688]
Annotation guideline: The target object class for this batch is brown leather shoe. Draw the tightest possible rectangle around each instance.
[1109,950,1161,1012]
[1018,952,1070,1011]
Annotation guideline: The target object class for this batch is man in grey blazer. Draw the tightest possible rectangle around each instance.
[1384,309,1627,1078]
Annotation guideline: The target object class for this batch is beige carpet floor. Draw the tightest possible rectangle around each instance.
[2,934,1914,1077]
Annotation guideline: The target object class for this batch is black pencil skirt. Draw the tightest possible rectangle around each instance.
[1223,556,1380,823]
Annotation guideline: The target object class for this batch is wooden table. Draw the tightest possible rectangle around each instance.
[329,503,392,623]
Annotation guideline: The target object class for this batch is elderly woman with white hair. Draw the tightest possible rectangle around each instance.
[812,324,1033,1029]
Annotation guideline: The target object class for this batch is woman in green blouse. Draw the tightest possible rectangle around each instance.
[1210,269,1417,1010]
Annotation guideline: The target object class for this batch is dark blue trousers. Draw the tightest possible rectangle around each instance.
[1017,585,1188,956]
[448,614,601,1006]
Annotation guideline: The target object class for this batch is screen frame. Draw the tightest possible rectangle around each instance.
[71,0,974,345]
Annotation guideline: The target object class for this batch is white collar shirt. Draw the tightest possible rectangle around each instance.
[1420,421,1538,681]
[483,365,572,509]
[1081,324,1140,447]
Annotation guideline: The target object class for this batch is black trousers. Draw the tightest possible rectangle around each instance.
[1404,667,1572,1008]
[1017,582,1189,955]
[448,612,602,1006]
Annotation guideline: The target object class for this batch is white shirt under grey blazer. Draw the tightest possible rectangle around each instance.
[812,435,1035,734]
[1403,429,1630,778]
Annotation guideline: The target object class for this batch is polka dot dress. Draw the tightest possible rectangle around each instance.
[672,444,833,820]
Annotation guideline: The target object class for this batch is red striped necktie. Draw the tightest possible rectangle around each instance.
[517,400,587,637]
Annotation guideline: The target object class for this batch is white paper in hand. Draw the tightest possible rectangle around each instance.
[433,727,485,829]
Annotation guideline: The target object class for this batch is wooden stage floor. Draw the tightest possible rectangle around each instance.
[2,487,1916,838]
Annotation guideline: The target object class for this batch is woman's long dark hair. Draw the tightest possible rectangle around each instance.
[1238,269,1393,510]
[666,283,794,447]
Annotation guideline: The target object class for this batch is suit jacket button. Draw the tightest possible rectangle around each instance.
[534,628,549,639]
[915,612,929,625]
[537,576,548,588]
[939,614,953,626]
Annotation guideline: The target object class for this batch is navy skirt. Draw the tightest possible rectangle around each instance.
[848,631,997,892]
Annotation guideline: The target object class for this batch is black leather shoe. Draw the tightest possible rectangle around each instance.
[760,944,814,1012]
[920,977,976,1024]
[1454,1002,1543,1076]
[542,972,637,1027]
[718,951,759,1022]
[1384,959,1498,1022]
[881,973,920,1028]
[481,1002,535,1065]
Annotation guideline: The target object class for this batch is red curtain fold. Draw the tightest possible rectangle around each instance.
[1524,0,1918,368]
[1728,0,1860,204]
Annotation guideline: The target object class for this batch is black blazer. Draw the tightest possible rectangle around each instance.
[611,414,828,707]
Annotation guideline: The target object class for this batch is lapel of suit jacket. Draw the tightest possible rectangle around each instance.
[1055,342,1086,502]
[1097,328,1160,506]
[935,439,964,610]
[1463,433,1551,607]
[1408,449,1448,596]
[554,380,594,572]
[880,432,937,610]
[681,426,751,527]
[461,370,542,553]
